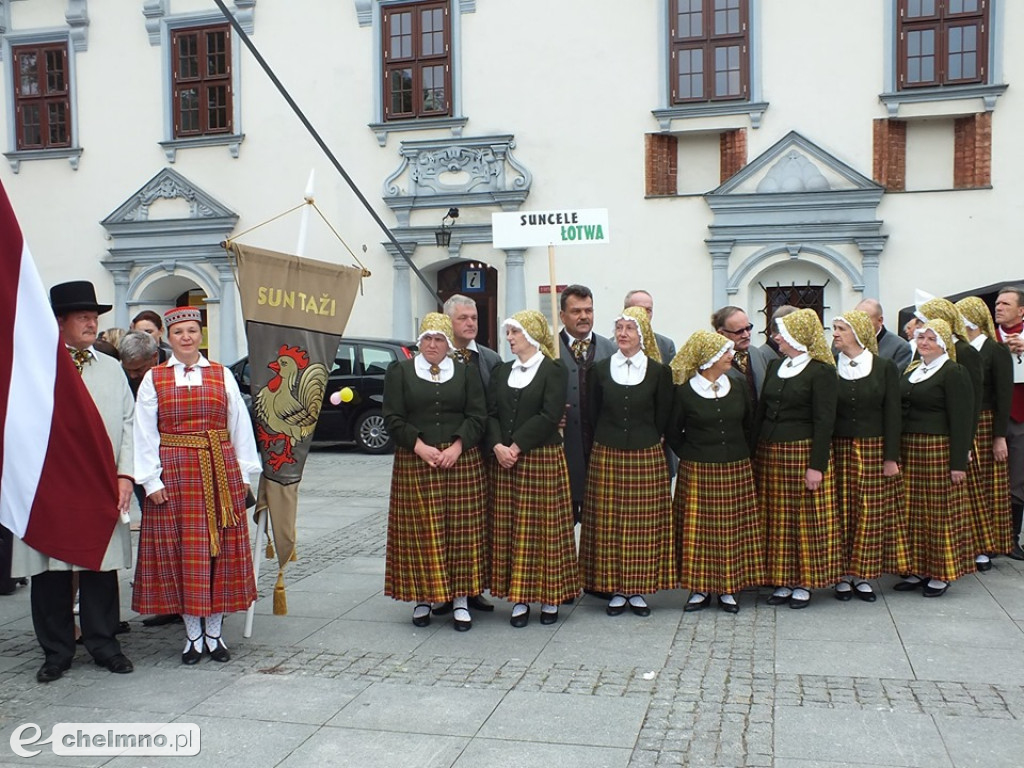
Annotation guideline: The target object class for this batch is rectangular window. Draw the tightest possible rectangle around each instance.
[12,43,71,150]
[171,24,233,138]
[670,0,749,104]
[382,1,451,120]
[898,0,987,88]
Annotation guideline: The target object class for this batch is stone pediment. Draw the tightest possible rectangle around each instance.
[711,131,881,196]
[102,168,237,228]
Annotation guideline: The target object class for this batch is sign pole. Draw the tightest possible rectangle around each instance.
[548,244,559,359]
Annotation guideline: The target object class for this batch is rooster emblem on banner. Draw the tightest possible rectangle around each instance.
[254,345,329,472]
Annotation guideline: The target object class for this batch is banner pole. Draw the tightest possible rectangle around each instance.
[548,244,559,359]
[243,508,267,638]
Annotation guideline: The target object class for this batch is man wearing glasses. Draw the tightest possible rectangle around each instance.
[712,306,778,406]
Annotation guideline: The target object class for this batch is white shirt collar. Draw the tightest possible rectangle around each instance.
[565,330,593,344]
[514,349,544,372]
[969,334,986,351]
[689,372,731,398]
[166,354,209,368]
[415,353,454,376]
[908,353,950,383]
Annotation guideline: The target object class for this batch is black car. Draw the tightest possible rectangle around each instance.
[229,337,416,454]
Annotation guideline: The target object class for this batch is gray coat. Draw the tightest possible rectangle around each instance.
[655,332,677,366]
[876,326,912,373]
[11,350,134,577]
[472,343,502,391]
[559,331,616,504]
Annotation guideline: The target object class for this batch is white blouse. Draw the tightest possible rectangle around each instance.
[609,349,648,385]
[507,349,544,389]
[837,348,873,380]
[414,353,454,383]
[689,372,732,399]
[777,352,811,379]
[133,354,262,496]
[907,353,950,383]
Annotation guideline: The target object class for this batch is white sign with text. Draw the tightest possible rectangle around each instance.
[492,208,610,248]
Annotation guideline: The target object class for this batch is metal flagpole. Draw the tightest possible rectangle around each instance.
[211,0,442,307]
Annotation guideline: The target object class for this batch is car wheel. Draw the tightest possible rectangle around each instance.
[355,409,392,454]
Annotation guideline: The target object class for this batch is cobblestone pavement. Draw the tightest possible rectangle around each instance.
[1,449,1023,767]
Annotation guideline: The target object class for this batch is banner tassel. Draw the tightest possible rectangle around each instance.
[266,540,275,560]
[273,571,288,615]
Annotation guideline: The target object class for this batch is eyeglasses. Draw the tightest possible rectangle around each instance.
[721,324,754,336]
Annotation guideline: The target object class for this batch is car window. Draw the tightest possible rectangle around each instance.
[361,345,396,376]
[332,343,357,376]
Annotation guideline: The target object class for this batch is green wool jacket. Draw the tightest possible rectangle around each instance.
[587,357,673,450]
[382,358,486,451]
[755,358,838,472]
[485,356,567,453]
[977,336,1013,437]
[833,355,902,462]
[899,360,973,472]
[667,377,753,463]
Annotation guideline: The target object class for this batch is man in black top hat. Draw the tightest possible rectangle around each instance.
[10,281,136,682]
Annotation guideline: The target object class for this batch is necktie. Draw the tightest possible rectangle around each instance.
[733,350,749,373]
[453,348,471,364]
[429,364,441,382]
[571,339,590,362]
[71,348,91,374]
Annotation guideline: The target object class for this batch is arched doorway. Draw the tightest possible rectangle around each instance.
[437,261,499,350]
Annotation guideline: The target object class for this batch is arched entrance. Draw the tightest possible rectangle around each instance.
[437,261,499,350]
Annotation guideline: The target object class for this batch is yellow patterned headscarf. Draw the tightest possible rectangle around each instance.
[918,297,968,341]
[906,318,956,373]
[417,312,454,350]
[671,330,734,385]
[833,310,878,355]
[778,308,835,367]
[503,309,555,359]
[955,296,996,341]
[615,306,662,363]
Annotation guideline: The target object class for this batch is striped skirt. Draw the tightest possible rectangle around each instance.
[967,411,1013,554]
[488,445,581,605]
[579,443,674,594]
[384,445,487,603]
[901,433,975,581]
[673,459,765,594]
[833,436,911,578]
[132,448,256,616]
[755,439,841,588]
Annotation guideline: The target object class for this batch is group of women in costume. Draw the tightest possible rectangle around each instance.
[384,295,1013,629]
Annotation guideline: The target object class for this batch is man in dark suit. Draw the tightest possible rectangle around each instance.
[855,298,912,372]
[560,285,616,523]
[712,305,777,406]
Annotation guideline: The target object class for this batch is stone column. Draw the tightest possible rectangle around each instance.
[390,250,414,340]
[217,265,238,362]
[708,241,734,309]
[503,248,526,317]
[857,239,884,299]
[109,267,131,329]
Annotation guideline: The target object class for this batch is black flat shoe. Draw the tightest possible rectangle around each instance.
[853,582,877,602]
[453,608,472,631]
[976,559,993,572]
[412,604,431,627]
[893,577,925,592]
[205,635,230,662]
[789,590,811,609]
[539,609,558,625]
[510,604,530,628]
[182,637,203,665]
[36,662,69,683]
[468,595,495,612]
[606,595,627,616]
[766,592,791,606]
[628,595,651,617]
[115,621,131,635]
[835,584,854,601]
[96,653,134,674]
[1007,545,1024,561]
[922,582,948,597]
[717,596,739,614]
[684,593,710,612]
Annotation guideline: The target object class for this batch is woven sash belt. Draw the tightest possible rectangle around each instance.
[160,429,237,557]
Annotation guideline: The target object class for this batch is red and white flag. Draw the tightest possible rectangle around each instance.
[0,180,119,570]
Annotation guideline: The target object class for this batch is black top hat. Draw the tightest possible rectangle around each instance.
[49,281,113,316]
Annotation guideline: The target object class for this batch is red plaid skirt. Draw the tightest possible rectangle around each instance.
[384,445,487,603]
[755,439,842,588]
[967,411,1013,554]
[579,443,674,594]
[833,436,911,578]
[901,433,975,581]
[488,446,580,604]
[673,459,765,594]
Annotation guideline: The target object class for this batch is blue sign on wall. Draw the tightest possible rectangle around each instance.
[461,269,485,293]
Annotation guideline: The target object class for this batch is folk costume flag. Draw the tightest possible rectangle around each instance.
[0,181,120,570]
[230,242,364,614]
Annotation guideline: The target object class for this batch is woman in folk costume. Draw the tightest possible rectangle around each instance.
[579,306,675,617]
[133,307,261,664]
[382,313,488,631]
[756,308,840,609]
[955,297,1014,571]
[830,310,910,602]
[894,319,975,596]
[667,330,764,614]
[486,310,580,627]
